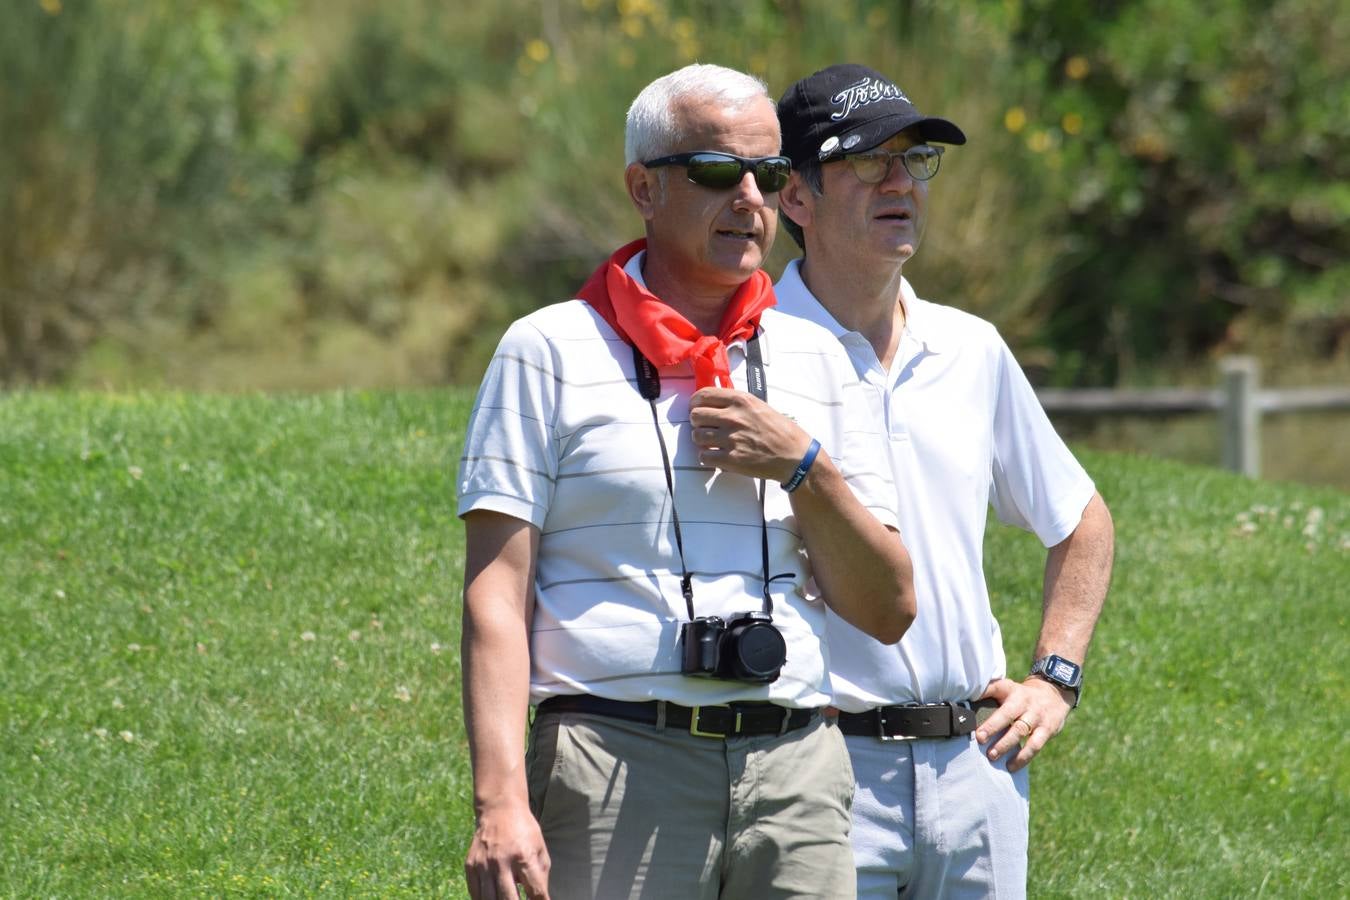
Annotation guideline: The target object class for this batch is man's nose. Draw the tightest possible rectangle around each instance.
[880,154,915,193]
[731,170,765,210]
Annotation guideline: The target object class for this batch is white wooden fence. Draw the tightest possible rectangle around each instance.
[1036,356,1350,478]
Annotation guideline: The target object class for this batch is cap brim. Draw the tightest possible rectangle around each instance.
[914,116,967,146]
[828,112,967,158]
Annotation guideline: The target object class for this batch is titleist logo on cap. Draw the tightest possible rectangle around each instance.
[830,77,910,121]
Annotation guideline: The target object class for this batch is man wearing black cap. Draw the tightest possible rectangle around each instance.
[773,64,1116,897]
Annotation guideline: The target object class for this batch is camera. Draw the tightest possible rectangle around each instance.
[680,611,787,683]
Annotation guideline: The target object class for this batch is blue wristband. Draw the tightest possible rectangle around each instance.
[781,438,821,493]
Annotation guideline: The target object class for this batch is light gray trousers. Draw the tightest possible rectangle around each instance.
[846,730,1030,899]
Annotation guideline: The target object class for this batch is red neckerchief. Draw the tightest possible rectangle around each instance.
[576,238,776,389]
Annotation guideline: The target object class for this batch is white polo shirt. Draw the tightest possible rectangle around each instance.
[458,252,899,709]
[775,259,1095,711]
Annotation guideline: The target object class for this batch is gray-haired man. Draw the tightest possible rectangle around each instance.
[459,63,916,900]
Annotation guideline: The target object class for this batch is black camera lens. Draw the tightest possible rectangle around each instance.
[725,614,787,682]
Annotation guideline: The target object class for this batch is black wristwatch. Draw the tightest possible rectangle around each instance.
[1029,655,1083,709]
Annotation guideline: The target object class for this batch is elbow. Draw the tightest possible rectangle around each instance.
[870,569,917,646]
[883,589,917,645]
[839,585,914,645]
[872,616,912,646]
[826,531,916,644]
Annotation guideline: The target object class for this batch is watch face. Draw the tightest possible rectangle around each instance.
[1048,656,1081,685]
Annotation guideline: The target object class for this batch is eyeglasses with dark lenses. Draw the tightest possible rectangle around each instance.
[643,152,792,193]
[844,145,945,183]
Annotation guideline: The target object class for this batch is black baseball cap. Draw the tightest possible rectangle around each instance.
[778,64,966,168]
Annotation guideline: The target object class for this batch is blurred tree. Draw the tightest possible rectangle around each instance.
[271,0,547,386]
[993,0,1349,382]
[4,0,1343,389]
[0,0,292,384]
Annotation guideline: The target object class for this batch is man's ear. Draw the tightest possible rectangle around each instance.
[625,162,660,221]
[779,171,814,231]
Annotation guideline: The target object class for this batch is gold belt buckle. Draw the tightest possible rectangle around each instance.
[689,704,742,738]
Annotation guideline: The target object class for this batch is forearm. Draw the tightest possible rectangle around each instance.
[460,511,540,816]
[462,600,534,815]
[1035,492,1114,662]
[790,448,915,644]
[979,494,1113,770]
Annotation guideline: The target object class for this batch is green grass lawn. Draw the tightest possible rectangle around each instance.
[1,391,1346,898]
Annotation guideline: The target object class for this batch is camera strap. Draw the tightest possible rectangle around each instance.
[632,332,778,621]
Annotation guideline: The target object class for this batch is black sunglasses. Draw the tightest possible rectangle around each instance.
[643,152,792,193]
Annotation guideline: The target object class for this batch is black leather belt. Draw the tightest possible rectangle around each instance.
[836,700,999,740]
[536,695,818,740]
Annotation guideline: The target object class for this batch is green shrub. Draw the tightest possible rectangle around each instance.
[4,0,1344,394]
[993,0,1350,381]
[0,0,292,384]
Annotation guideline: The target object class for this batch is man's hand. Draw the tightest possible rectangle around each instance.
[464,801,551,900]
[975,676,1075,773]
[688,387,810,482]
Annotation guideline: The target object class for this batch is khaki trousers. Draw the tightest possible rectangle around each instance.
[526,707,856,900]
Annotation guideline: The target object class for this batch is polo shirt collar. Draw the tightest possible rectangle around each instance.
[774,258,850,338]
[623,248,648,284]
[776,258,941,351]
[897,276,938,350]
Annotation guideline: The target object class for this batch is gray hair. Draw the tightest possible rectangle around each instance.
[625,64,771,165]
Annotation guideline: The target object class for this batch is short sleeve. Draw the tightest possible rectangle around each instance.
[989,336,1095,547]
[456,319,560,527]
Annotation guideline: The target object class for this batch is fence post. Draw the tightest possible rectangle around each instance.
[1220,356,1260,478]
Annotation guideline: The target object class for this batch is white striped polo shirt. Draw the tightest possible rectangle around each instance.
[458,261,899,709]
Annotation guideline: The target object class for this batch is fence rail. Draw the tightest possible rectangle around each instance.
[1036,356,1350,478]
